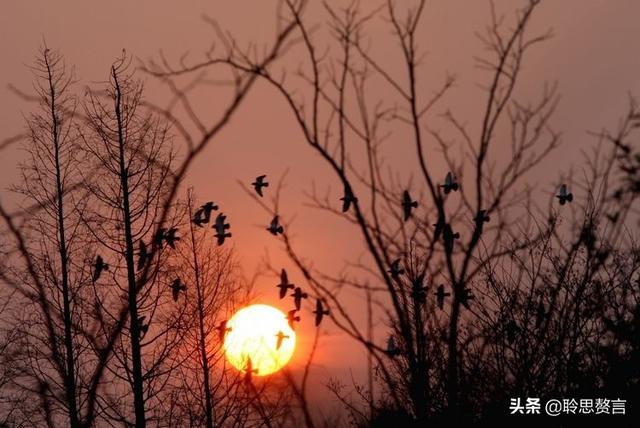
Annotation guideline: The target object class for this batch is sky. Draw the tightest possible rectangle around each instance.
[1,0,640,408]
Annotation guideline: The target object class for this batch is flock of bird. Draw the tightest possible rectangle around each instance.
[90,171,574,366]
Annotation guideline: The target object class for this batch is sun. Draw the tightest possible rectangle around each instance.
[223,304,296,376]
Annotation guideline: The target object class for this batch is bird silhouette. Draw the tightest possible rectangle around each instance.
[137,240,149,271]
[275,330,290,350]
[340,185,358,212]
[441,172,459,194]
[473,210,491,235]
[276,268,295,299]
[291,287,308,311]
[213,213,232,245]
[267,215,284,236]
[433,211,446,242]
[388,258,405,280]
[312,299,330,326]
[434,284,451,310]
[244,357,258,385]
[138,316,149,336]
[200,202,218,224]
[411,274,427,303]
[556,184,573,205]
[216,320,231,342]
[506,320,519,344]
[170,278,186,301]
[402,190,418,221]
[286,310,301,330]
[92,255,109,282]
[252,175,269,197]
[458,287,474,309]
[164,228,180,249]
[386,336,401,357]
[154,227,167,249]
[192,207,206,227]
[443,224,460,253]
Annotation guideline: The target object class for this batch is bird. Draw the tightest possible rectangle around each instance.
[192,207,206,227]
[154,227,167,248]
[386,336,401,357]
[200,202,218,224]
[473,210,490,234]
[411,274,427,303]
[275,330,290,350]
[433,211,446,242]
[137,240,149,271]
[213,213,232,246]
[506,320,519,344]
[434,284,451,310]
[291,287,308,311]
[216,320,231,342]
[286,310,301,330]
[458,287,474,309]
[443,224,460,253]
[556,184,573,205]
[267,215,284,236]
[138,316,149,336]
[170,278,186,301]
[441,172,459,194]
[312,299,330,326]
[92,255,109,282]
[276,268,295,299]
[388,259,405,280]
[252,175,269,197]
[164,228,180,249]
[244,357,258,385]
[340,185,358,212]
[401,190,418,221]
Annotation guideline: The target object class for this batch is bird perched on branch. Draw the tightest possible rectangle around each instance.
[388,258,405,280]
[216,320,231,342]
[252,175,269,197]
[411,274,428,303]
[441,172,459,194]
[291,287,308,311]
[214,213,232,245]
[275,330,290,350]
[137,240,149,271]
[433,211,446,242]
[276,268,295,299]
[267,215,284,236]
[473,210,490,235]
[443,223,460,253]
[386,336,401,357]
[556,184,573,205]
[434,284,451,310]
[313,299,330,326]
[170,278,186,301]
[402,190,418,221]
[92,255,109,282]
[287,310,300,330]
[340,185,358,212]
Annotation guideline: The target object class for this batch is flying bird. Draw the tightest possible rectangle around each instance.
[388,258,405,280]
[443,224,460,253]
[434,284,451,310]
[244,357,258,385]
[286,310,301,330]
[214,213,232,245]
[252,175,269,197]
[386,336,401,357]
[275,330,290,350]
[473,210,490,234]
[138,316,149,336]
[340,186,358,212]
[267,215,284,236]
[92,255,109,282]
[441,172,459,194]
[200,201,219,224]
[170,278,186,301]
[291,287,308,311]
[216,320,231,342]
[276,269,295,299]
[137,240,149,271]
[458,287,474,310]
[164,227,180,249]
[401,190,418,221]
[154,227,167,248]
[192,207,206,227]
[312,299,330,327]
[556,184,573,205]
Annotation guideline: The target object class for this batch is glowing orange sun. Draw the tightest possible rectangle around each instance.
[223,304,296,376]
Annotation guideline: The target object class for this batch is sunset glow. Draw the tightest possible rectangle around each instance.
[223,304,296,376]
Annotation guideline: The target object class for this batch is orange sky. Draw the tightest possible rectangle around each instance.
[2,0,640,403]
